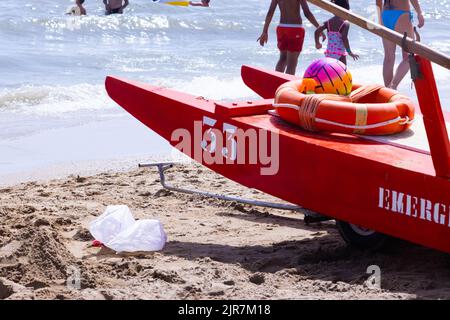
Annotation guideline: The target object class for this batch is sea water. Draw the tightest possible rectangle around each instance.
[0,0,449,181]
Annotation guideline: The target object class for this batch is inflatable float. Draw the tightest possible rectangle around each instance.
[274,80,415,135]
[272,57,415,136]
[151,0,189,6]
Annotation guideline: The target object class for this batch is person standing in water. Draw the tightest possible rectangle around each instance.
[75,0,87,15]
[376,0,425,89]
[258,0,324,75]
[104,0,129,15]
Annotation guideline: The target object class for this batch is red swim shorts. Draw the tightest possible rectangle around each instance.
[276,25,305,52]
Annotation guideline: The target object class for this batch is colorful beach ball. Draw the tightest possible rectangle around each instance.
[303,57,352,96]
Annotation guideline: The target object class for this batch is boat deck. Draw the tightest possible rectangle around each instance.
[234,112,449,177]
[361,114,450,155]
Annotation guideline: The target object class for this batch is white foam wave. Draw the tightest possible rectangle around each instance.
[159,76,257,101]
[0,84,113,115]
[16,13,246,35]
[349,63,450,109]
[0,76,259,116]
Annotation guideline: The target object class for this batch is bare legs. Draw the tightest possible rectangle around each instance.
[382,38,396,86]
[390,48,412,89]
[276,51,287,73]
[339,55,347,65]
[276,51,300,75]
[382,13,414,89]
[286,52,300,75]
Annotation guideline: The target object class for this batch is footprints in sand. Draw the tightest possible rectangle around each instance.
[151,270,186,284]
[72,228,94,241]
[33,218,51,227]
[0,277,33,300]
[37,190,52,197]
[154,189,172,197]
[249,272,265,285]
[75,176,87,183]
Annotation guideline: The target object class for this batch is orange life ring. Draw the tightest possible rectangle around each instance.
[273,80,415,135]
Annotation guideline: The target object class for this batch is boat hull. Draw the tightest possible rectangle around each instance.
[105,66,450,254]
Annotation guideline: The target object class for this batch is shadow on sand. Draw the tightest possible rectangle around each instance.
[162,209,450,299]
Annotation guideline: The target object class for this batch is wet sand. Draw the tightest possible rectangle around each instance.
[1,163,450,300]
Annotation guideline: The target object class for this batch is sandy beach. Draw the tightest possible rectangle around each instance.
[1,162,450,300]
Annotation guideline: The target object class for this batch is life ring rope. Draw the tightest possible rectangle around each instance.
[315,116,414,130]
[349,84,384,102]
[272,103,414,130]
[272,103,300,110]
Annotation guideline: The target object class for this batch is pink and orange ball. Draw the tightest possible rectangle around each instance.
[303,57,353,96]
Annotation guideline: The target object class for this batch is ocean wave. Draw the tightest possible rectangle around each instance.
[0,13,247,38]
[0,84,113,115]
[0,75,258,115]
[158,76,257,101]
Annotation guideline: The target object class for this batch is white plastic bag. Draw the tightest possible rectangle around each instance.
[89,205,135,244]
[89,205,167,253]
[108,220,167,252]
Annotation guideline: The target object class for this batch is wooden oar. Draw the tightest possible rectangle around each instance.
[307,0,450,70]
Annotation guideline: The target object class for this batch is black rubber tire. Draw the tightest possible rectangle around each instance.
[336,220,391,251]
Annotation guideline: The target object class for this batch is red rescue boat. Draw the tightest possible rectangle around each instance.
[105,56,450,253]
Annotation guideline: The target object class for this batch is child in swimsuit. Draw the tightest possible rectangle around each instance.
[314,0,359,65]
[258,0,324,76]
[104,0,129,15]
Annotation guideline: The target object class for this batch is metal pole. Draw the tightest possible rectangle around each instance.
[138,162,331,222]
[139,162,304,211]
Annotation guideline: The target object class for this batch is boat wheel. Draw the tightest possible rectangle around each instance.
[336,221,390,250]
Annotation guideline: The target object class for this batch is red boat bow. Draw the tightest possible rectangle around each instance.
[106,64,450,254]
